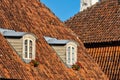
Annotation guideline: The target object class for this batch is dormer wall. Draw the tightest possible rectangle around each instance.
[0,28,37,63]
[50,41,78,67]
[51,45,66,64]
[6,37,23,57]
[6,34,36,63]
[44,36,78,67]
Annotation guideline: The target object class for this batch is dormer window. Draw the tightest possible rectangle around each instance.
[44,36,78,67]
[0,28,37,63]
[24,39,33,59]
[67,46,77,65]
[23,34,36,63]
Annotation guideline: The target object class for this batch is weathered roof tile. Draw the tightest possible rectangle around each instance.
[65,0,120,43]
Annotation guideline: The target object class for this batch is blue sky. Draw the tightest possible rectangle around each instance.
[40,0,80,21]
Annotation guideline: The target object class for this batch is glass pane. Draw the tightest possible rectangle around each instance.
[25,40,27,45]
[72,47,75,63]
[24,40,28,58]
[68,47,70,63]
[29,40,32,58]
[24,39,33,59]
[29,53,32,58]
[25,52,27,58]
[29,40,32,46]
[25,46,27,51]
[29,47,32,52]
[68,47,70,52]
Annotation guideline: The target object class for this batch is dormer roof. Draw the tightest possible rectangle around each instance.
[0,28,37,38]
[44,36,69,45]
[0,28,15,33]
[3,31,26,37]
[44,36,78,45]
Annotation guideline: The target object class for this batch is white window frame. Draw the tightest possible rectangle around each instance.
[67,47,71,64]
[23,38,35,60]
[66,45,77,65]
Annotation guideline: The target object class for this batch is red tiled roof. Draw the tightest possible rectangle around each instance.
[0,34,43,80]
[0,0,108,79]
[65,0,120,80]
[65,0,120,43]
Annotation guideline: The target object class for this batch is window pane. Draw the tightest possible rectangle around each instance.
[25,46,27,51]
[24,39,33,59]
[68,47,70,53]
[25,52,27,58]
[29,40,32,46]
[29,40,32,52]
[29,40,32,58]
[29,53,32,58]
[72,47,75,63]
[25,40,27,45]
[24,40,28,58]
[29,47,32,52]
[68,47,70,63]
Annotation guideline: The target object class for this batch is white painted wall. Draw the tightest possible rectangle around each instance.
[92,0,99,5]
[80,0,99,11]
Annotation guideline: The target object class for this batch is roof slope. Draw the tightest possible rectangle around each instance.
[65,0,120,80]
[0,0,107,79]
[0,34,43,80]
[65,0,120,43]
